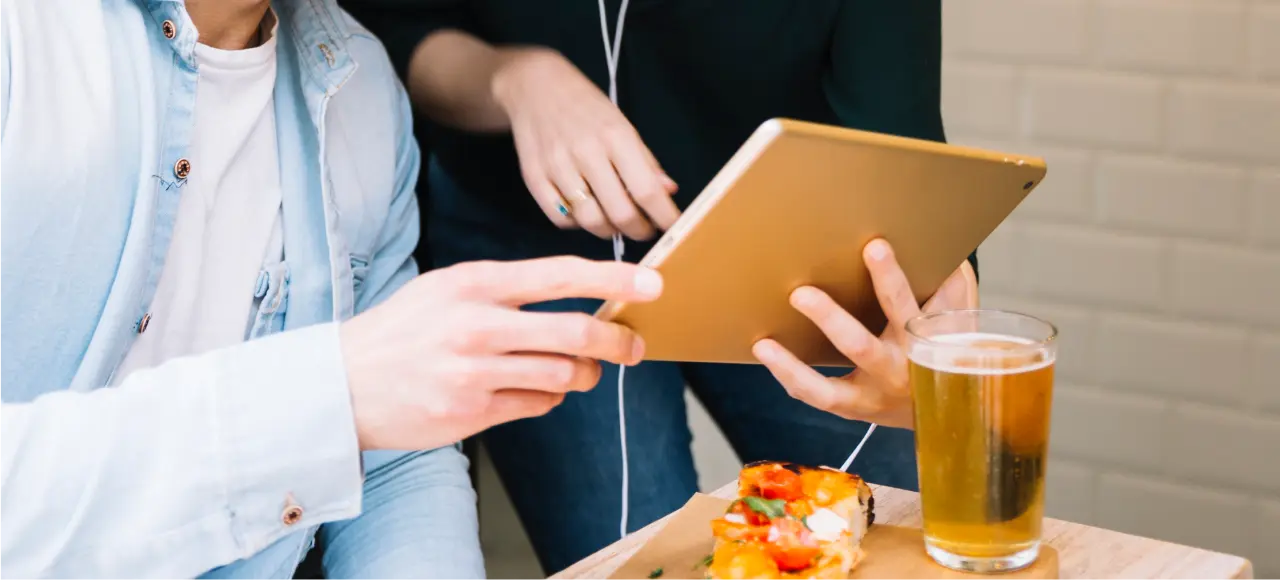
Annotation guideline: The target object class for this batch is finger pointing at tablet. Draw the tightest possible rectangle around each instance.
[339,256,663,452]
[458,256,664,305]
[752,239,978,429]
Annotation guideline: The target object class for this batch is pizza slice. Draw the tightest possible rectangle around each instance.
[706,461,875,579]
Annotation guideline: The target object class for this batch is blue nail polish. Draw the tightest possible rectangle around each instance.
[557,203,570,216]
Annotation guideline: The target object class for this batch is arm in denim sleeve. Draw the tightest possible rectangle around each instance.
[2,0,12,135]
[0,323,364,579]
[317,61,483,579]
[349,91,422,319]
[824,0,977,278]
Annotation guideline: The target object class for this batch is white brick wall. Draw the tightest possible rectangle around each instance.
[1024,70,1166,148]
[1251,171,1280,246]
[1250,4,1280,79]
[946,0,1280,575]
[1095,155,1247,240]
[1093,0,1246,75]
[1167,82,1280,162]
[1253,500,1280,577]
[1095,473,1252,556]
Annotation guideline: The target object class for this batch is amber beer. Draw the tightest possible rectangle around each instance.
[906,310,1058,573]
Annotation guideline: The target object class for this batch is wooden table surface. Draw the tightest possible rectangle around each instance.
[552,481,1254,580]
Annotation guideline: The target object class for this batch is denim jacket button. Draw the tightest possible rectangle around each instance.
[173,158,191,179]
[161,20,176,39]
[281,504,303,526]
[137,313,151,334]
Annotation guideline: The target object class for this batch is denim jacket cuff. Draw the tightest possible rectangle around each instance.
[213,322,364,555]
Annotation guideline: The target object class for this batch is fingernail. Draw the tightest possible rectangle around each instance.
[791,287,818,309]
[866,239,889,261]
[661,173,677,190]
[634,268,663,299]
[753,340,777,363]
[631,335,646,364]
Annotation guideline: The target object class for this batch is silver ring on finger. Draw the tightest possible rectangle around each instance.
[557,184,594,217]
[568,185,594,206]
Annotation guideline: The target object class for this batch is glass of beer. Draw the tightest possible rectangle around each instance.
[906,309,1057,573]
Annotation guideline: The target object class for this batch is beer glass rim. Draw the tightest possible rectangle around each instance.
[904,308,1058,350]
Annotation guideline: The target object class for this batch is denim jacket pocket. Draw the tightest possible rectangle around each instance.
[249,260,290,339]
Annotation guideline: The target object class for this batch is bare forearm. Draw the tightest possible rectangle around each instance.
[405,29,546,133]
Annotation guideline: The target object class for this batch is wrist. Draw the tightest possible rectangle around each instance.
[214,323,364,536]
[490,46,562,113]
[338,316,378,451]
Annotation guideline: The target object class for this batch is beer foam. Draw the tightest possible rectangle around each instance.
[908,332,1055,375]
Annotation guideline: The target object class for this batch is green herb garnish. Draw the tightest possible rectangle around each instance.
[742,496,787,519]
[698,554,714,568]
[648,567,664,578]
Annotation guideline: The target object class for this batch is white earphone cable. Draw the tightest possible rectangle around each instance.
[597,0,632,540]
[597,0,870,538]
[839,423,877,473]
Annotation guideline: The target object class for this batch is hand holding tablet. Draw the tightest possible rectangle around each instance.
[752,238,978,429]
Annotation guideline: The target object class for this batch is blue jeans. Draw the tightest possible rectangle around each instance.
[215,447,484,579]
[425,159,918,575]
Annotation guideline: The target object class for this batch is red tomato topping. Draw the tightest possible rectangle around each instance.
[765,518,820,572]
[756,468,803,502]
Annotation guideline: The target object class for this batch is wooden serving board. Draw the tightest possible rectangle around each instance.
[856,525,1057,579]
[608,493,1058,580]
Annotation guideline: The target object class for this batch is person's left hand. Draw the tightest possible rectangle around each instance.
[751,239,978,429]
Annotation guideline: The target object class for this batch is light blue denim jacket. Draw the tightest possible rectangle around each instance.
[0,0,483,577]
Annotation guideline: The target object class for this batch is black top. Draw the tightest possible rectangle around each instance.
[342,0,973,271]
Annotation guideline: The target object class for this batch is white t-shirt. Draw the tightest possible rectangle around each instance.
[113,14,284,384]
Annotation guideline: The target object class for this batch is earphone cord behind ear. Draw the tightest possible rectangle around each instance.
[597,0,633,541]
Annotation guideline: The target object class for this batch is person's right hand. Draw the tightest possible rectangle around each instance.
[339,256,663,451]
[492,48,680,241]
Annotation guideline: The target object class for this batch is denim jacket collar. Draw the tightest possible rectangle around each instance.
[144,0,356,95]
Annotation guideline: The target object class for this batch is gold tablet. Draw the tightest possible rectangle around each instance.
[595,119,1046,367]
